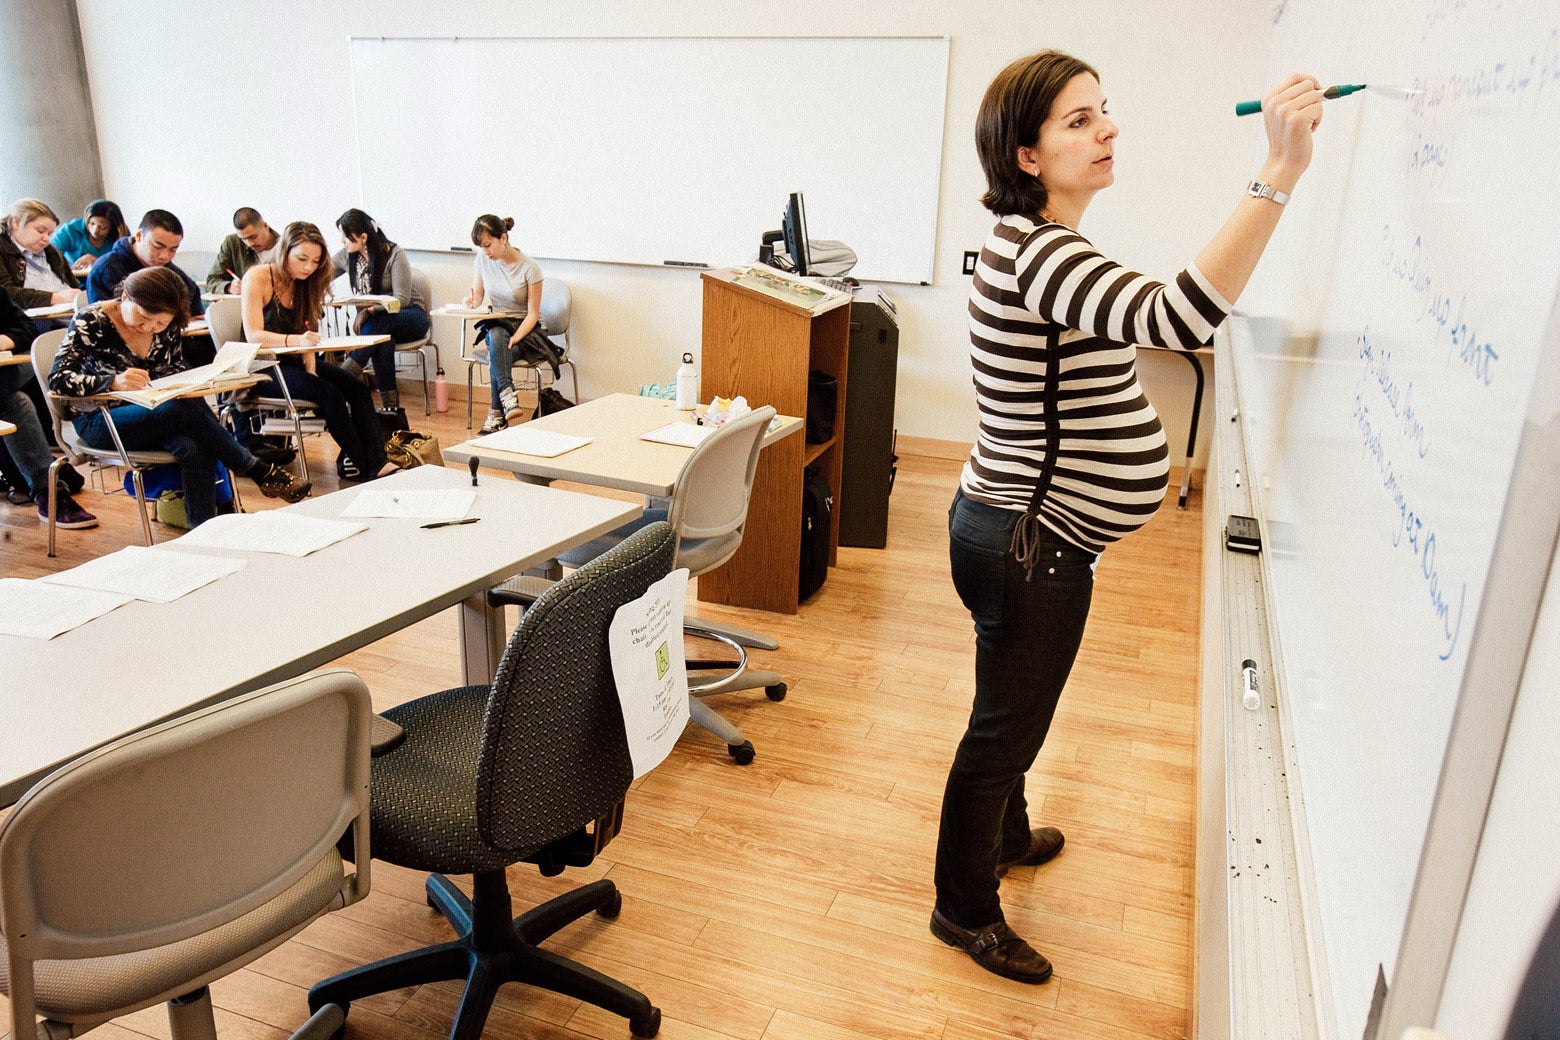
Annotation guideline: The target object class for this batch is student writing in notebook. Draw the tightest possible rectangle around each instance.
[205,206,280,296]
[51,199,130,276]
[49,267,310,526]
[0,198,83,317]
[241,221,397,481]
[331,208,430,414]
[463,214,550,434]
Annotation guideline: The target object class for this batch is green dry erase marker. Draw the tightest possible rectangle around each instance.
[1235,82,1373,116]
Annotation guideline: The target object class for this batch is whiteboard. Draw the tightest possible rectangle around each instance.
[1229,0,1560,1036]
[348,36,948,283]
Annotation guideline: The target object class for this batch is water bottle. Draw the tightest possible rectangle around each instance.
[434,367,449,413]
[676,352,698,410]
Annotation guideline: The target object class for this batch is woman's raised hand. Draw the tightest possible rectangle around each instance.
[1261,74,1324,188]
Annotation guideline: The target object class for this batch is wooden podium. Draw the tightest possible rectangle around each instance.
[697,268,850,614]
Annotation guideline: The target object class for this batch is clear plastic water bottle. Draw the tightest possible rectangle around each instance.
[434,367,449,413]
[676,352,698,410]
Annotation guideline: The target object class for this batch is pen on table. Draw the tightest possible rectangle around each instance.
[1235,82,1417,116]
[422,517,481,529]
[1241,659,1261,710]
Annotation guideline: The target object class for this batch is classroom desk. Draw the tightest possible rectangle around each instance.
[444,393,802,498]
[0,464,640,807]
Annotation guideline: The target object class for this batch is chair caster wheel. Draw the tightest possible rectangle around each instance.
[598,887,623,918]
[765,682,787,701]
[728,741,755,765]
[630,1006,662,1038]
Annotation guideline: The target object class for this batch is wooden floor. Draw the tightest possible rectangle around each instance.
[0,398,1205,1040]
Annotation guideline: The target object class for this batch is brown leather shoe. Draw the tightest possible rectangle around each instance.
[997,826,1065,877]
[930,909,1053,983]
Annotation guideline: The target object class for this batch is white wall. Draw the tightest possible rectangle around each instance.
[75,0,1271,455]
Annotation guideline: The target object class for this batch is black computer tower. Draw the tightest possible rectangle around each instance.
[839,293,898,548]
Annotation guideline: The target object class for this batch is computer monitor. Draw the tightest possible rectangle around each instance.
[759,192,811,275]
[781,192,810,276]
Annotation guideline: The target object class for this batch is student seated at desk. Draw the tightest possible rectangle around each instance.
[242,221,398,481]
[51,199,130,276]
[205,206,280,296]
[0,198,84,318]
[50,267,310,526]
[0,283,97,529]
[87,208,212,367]
[331,208,430,413]
[464,213,548,434]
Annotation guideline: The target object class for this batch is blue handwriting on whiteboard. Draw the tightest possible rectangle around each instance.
[1377,226,1499,388]
[1353,389,1467,660]
[1357,327,1432,459]
[1409,29,1560,117]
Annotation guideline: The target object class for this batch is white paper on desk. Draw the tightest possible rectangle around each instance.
[37,545,245,604]
[608,569,691,778]
[168,512,369,557]
[25,301,74,318]
[341,489,475,521]
[640,422,716,448]
[470,426,593,458]
[0,578,135,639]
[316,335,389,350]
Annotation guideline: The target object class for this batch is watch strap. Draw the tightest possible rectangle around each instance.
[1247,179,1291,206]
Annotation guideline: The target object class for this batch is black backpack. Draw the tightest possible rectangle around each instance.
[799,465,833,601]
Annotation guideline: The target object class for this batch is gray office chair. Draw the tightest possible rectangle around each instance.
[492,406,787,765]
[0,669,373,1040]
[308,522,675,1040]
[31,328,176,556]
[208,297,319,482]
[461,276,578,429]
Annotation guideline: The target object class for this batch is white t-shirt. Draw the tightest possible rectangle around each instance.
[474,248,542,315]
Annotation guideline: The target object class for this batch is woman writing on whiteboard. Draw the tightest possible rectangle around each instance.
[934,51,1323,983]
[242,221,397,480]
[463,214,549,434]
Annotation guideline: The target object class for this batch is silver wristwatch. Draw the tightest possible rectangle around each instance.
[1247,179,1291,206]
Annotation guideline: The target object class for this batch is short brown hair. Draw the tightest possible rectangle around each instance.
[119,266,192,329]
[975,51,1100,217]
[5,198,59,235]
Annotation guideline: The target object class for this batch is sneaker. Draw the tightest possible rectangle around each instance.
[996,826,1065,878]
[250,462,311,503]
[5,485,31,506]
[929,909,1052,984]
[37,491,100,530]
[498,386,527,423]
[479,410,508,435]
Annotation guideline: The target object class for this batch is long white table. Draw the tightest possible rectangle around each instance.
[1,464,639,806]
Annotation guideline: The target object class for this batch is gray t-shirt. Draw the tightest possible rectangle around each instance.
[474,248,542,314]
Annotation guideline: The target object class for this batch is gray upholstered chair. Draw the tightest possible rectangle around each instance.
[493,405,787,765]
[307,521,676,1040]
[0,669,373,1040]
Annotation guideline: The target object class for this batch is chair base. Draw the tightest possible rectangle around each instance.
[308,870,660,1040]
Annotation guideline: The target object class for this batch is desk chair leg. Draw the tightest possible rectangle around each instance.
[46,455,65,558]
[166,986,218,1040]
[466,363,476,429]
[129,467,156,546]
[689,697,754,765]
[684,616,780,652]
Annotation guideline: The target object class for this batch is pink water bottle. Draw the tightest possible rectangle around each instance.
[434,367,449,413]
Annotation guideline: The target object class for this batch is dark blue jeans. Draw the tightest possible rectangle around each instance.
[935,489,1097,928]
[259,358,387,475]
[0,363,52,495]
[348,305,430,393]
[74,398,256,527]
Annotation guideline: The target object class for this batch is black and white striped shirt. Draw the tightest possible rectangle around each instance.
[961,215,1230,553]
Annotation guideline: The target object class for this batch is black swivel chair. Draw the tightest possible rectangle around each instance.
[308,522,677,1040]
